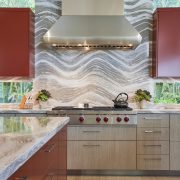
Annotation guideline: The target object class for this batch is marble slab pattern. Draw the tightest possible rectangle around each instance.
[0,116,69,180]
[0,109,48,114]
[136,109,180,114]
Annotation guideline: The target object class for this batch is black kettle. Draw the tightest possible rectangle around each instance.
[112,93,129,108]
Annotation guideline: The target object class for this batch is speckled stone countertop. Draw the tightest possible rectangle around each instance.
[0,116,69,180]
[0,109,48,114]
[0,108,180,115]
[136,109,180,114]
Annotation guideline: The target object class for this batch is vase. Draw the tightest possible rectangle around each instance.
[39,101,50,109]
[138,100,146,109]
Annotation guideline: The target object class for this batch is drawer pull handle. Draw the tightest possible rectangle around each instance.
[83,144,100,147]
[144,144,162,147]
[144,117,162,120]
[144,130,161,133]
[83,131,101,133]
[144,158,162,161]
[45,144,55,153]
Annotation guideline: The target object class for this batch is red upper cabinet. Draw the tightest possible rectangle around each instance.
[152,8,180,78]
[0,8,34,78]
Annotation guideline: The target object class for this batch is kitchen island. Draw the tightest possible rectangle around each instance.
[0,116,69,180]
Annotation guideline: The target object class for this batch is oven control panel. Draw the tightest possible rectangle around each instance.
[68,114,137,125]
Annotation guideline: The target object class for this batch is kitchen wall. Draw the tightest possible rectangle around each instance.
[0,0,179,107]
[35,0,149,106]
[34,0,180,107]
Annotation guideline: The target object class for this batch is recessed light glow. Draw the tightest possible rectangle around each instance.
[85,47,90,51]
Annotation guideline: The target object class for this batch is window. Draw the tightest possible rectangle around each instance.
[0,82,33,103]
[154,82,180,104]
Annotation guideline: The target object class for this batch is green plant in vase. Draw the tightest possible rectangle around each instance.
[134,89,152,109]
[36,89,52,109]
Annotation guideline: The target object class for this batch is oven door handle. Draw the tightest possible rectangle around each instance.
[83,144,100,147]
[83,131,101,133]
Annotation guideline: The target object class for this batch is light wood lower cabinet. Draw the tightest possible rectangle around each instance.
[137,155,169,170]
[68,126,136,141]
[137,114,169,128]
[137,141,169,155]
[68,141,136,170]
[170,114,180,170]
[67,126,136,170]
[137,128,169,141]
[170,142,180,170]
[137,114,170,170]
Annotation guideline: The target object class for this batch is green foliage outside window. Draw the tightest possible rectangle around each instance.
[154,83,180,104]
[0,82,33,103]
[0,0,35,12]
[153,0,180,10]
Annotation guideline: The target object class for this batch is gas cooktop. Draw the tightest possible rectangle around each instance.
[48,106,136,125]
[52,106,133,111]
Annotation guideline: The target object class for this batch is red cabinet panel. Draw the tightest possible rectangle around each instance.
[0,8,34,78]
[8,126,67,180]
[152,8,180,78]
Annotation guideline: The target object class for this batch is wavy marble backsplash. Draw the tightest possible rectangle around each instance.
[34,0,180,106]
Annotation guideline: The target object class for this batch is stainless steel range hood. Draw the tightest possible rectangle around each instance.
[43,0,142,50]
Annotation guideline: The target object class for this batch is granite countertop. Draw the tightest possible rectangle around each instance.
[136,109,180,114]
[0,109,48,114]
[0,116,69,180]
[0,108,179,114]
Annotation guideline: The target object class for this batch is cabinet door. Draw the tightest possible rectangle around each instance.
[68,141,136,170]
[57,127,67,180]
[170,114,180,170]
[9,137,57,180]
[153,8,180,77]
[0,8,34,77]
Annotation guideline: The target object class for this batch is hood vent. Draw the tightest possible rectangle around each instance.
[43,0,142,50]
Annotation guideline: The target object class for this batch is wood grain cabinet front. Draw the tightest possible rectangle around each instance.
[0,8,34,78]
[68,126,136,140]
[137,155,169,170]
[170,114,180,170]
[68,141,136,170]
[67,126,136,170]
[8,126,67,180]
[137,114,170,170]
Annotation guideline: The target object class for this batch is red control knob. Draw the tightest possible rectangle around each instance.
[104,117,109,123]
[79,116,84,122]
[96,117,101,123]
[116,117,122,122]
[124,117,129,122]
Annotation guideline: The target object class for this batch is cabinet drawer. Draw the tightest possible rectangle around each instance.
[137,128,169,141]
[137,114,169,128]
[67,141,136,170]
[137,141,169,155]
[68,126,136,140]
[137,155,169,170]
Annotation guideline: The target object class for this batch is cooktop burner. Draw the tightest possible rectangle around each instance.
[48,105,136,125]
[52,106,133,111]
